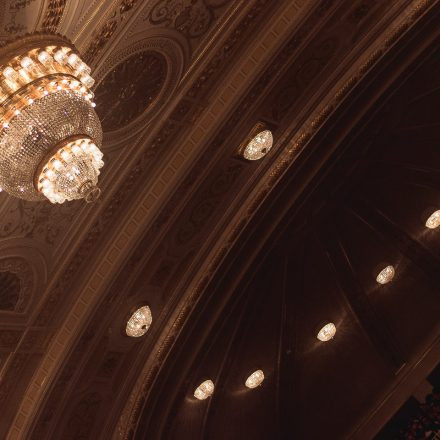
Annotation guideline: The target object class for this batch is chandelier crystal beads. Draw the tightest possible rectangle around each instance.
[0,34,103,203]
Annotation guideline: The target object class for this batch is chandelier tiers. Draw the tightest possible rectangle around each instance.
[0,33,103,203]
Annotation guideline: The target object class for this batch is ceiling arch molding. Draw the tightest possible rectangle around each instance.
[128,2,440,438]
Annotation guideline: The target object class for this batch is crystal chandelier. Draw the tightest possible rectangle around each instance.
[0,34,103,203]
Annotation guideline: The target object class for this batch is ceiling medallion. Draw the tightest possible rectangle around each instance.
[126,305,152,338]
[0,34,103,203]
[245,370,265,389]
[239,122,273,161]
[376,265,395,284]
[317,322,336,342]
[194,379,214,400]
[425,210,440,229]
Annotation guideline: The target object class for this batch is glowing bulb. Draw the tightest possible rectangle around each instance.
[60,150,70,161]
[426,210,440,229]
[194,380,214,400]
[376,265,395,284]
[317,323,336,341]
[53,49,67,64]
[79,74,94,88]
[126,306,152,337]
[72,145,81,155]
[37,51,51,65]
[245,370,264,388]
[3,66,17,80]
[67,52,79,68]
[20,56,33,69]
[53,159,62,170]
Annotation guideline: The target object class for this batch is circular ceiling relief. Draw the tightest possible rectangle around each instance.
[94,51,167,132]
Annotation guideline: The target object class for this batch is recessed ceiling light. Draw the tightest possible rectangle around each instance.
[126,305,152,337]
[194,379,214,400]
[242,129,273,161]
[425,210,440,229]
[245,370,264,388]
[376,265,395,284]
[317,322,336,342]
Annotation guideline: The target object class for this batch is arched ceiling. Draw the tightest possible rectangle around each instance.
[0,1,439,439]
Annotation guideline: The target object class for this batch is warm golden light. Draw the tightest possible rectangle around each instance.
[317,323,336,341]
[126,306,152,338]
[0,34,102,203]
[376,265,395,284]
[194,380,214,400]
[245,370,265,388]
[242,130,273,161]
[425,210,440,229]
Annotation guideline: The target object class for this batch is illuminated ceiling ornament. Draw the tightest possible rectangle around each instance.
[194,380,214,400]
[243,129,273,161]
[239,122,273,161]
[126,306,152,338]
[245,370,265,388]
[376,265,395,284]
[425,210,440,229]
[317,322,336,342]
[0,34,103,204]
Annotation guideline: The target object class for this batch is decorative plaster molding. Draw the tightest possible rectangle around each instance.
[7,1,309,438]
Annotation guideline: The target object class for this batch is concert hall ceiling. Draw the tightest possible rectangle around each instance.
[0,1,439,439]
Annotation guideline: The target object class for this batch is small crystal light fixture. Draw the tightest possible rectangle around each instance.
[425,210,440,229]
[0,33,103,203]
[245,370,265,389]
[376,265,395,284]
[317,322,336,342]
[126,306,152,338]
[239,122,273,161]
[194,380,214,400]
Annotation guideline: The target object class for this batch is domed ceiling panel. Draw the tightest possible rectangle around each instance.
[95,51,167,131]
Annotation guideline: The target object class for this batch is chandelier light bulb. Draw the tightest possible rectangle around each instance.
[376,265,395,284]
[0,34,103,203]
[37,50,51,65]
[317,322,336,341]
[194,380,214,400]
[20,56,33,69]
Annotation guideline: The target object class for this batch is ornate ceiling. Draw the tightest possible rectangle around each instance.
[0,0,439,439]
